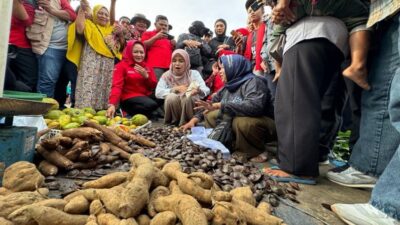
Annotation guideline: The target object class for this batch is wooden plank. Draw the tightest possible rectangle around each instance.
[0,0,13,97]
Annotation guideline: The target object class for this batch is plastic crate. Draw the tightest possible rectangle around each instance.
[3,90,47,102]
[0,126,37,185]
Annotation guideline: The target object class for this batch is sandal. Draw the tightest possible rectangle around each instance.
[263,166,317,185]
[250,152,269,163]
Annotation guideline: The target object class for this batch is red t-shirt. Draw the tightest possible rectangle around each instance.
[141,30,174,69]
[109,61,158,105]
[9,2,35,48]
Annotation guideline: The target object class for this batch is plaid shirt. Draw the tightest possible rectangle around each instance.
[367,0,400,27]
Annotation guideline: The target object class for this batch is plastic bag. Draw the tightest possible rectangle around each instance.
[187,126,230,158]
[13,116,47,131]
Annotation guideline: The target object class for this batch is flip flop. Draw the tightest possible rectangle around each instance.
[263,166,317,185]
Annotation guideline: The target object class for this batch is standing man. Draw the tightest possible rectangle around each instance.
[129,13,151,40]
[29,0,76,98]
[142,15,175,80]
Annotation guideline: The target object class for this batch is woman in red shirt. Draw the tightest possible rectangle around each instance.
[107,40,158,118]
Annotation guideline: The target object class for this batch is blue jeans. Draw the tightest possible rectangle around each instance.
[37,48,67,98]
[349,14,400,177]
[370,14,400,221]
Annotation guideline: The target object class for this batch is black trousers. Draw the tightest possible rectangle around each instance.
[120,96,160,117]
[275,39,343,177]
[8,45,38,91]
[319,72,347,160]
[54,60,78,108]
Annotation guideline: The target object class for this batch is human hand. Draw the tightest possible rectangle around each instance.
[273,61,282,82]
[194,100,220,114]
[272,0,296,25]
[106,104,116,118]
[180,121,196,131]
[172,85,188,94]
[37,0,54,13]
[261,60,270,73]
[155,31,168,40]
[217,44,230,50]
[184,40,201,48]
[191,87,200,96]
[232,35,243,47]
[134,64,149,79]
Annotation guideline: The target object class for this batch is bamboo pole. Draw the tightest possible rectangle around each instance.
[0,1,13,97]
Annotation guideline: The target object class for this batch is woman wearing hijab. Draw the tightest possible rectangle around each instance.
[155,49,210,126]
[106,40,158,118]
[208,19,236,60]
[192,54,276,161]
[69,0,122,110]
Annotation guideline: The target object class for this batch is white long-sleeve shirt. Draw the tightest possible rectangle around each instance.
[155,70,210,99]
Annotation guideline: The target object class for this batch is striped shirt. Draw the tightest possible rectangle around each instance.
[367,0,400,27]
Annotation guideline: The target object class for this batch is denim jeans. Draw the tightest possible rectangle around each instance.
[349,14,400,177]
[369,14,400,221]
[37,48,67,97]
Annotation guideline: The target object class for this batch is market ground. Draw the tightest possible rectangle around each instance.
[261,163,371,225]
[151,121,371,225]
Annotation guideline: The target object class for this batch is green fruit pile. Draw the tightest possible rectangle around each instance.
[43,101,149,130]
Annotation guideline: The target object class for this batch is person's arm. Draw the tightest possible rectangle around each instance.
[109,0,116,26]
[75,8,86,35]
[37,0,73,22]
[143,31,166,48]
[200,40,212,57]
[59,0,76,21]
[155,76,172,99]
[176,34,188,49]
[12,0,29,21]
[108,63,125,106]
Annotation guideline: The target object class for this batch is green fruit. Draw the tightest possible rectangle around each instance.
[62,122,80,130]
[59,115,71,127]
[73,116,87,124]
[42,98,59,111]
[93,116,108,125]
[45,110,65,120]
[131,114,149,126]
[62,108,73,115]
[96,110,107,116]
[71,108,84,117]
[83,107,96,115]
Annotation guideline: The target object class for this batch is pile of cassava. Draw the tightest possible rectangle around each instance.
[0,155,286,225]
[35,120,156,176]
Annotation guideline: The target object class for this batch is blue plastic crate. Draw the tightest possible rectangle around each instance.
[0,126,37,185]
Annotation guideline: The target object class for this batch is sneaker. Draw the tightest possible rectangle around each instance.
[331,203,400,225]
[326,165,377,188]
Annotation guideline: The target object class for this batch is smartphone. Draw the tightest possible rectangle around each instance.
[250,1,263,12]
[163,32,175,40]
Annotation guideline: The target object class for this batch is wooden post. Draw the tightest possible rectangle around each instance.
[0,1,13,97]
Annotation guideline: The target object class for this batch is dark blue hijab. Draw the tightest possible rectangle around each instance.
[220,54,255,92]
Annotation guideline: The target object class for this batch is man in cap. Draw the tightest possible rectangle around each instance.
[142,15,175,80]
[130,13,151,40]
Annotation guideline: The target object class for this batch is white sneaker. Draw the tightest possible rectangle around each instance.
[326,165,377,188]
[331,203,400,225]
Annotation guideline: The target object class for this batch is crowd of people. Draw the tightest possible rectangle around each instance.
[5,0,400,224]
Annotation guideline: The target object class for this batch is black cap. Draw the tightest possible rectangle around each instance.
[245,0,256,9]
[130,13,151,28]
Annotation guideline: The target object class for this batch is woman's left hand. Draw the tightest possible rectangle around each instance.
[191,87,200,96]
[194,100,221,114]
[134,65,149,79]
